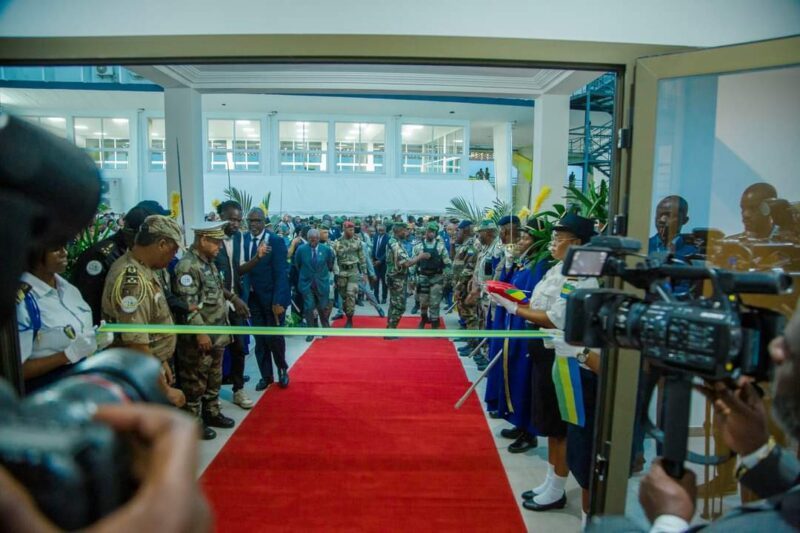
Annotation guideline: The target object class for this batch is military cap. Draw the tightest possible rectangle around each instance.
[426,221,439,232]
[192,220,226,240]
[553,212,597,244]
[392,221,408,230]
[498,215,521,226]
[477,219,498,232]
[134,200,170,216]
[343,220,355,229]
[319,222,331,230]
[457,219,473,230]
[141,215,185,250]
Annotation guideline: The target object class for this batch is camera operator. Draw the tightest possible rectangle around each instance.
[636,304,800,532]
[0,403,211,533]
[17,245,113,392]
[489,213,599,517]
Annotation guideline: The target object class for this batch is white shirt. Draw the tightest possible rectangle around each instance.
[240,229,267,265]
[16,272,94,363]
[529,260,599,348]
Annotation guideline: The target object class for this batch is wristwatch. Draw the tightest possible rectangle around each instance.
[576,347,591,364]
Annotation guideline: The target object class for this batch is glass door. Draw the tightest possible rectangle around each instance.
[594,36,800,524]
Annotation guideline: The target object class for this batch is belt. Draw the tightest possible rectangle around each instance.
[339,264,357,270]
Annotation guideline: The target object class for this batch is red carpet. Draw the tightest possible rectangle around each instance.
[201,317,525,532]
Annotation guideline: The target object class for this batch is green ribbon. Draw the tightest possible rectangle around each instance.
[99,323,554,339]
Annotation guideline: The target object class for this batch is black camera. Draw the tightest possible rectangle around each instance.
[0,350,168,530]
[562,236,791,382]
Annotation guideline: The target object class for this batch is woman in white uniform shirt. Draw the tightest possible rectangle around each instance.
[17,245,110,391]
[490,213,599,513]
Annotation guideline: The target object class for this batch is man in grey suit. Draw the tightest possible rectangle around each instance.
[293,228,335,342]
[611,303,800,532]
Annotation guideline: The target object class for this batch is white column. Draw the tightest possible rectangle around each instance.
[492,122,513,204]
[531,94,570,212]
[164,88,204,237]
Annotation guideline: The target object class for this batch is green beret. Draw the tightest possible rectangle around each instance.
[393,221,408,230]
[477,219,498,232]
[320,222,331,230]
[426,221,439,232]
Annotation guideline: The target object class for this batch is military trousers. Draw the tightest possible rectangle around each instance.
[416,273,444,321]
[386,275,407,328]
[335,269,360,317]
[177,341,224,419]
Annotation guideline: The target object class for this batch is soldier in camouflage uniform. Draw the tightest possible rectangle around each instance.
[411,222,452,329]
[101,215,186,408]
[385,222,411,334]
[173,221,245,440]
[332,220,371,328]
[453,220,480,351]
[465,220,503,368]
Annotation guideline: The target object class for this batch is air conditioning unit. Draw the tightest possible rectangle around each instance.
[94,66,117,80]
[100,177,123,213]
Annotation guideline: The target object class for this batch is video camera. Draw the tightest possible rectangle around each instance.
[561,235,792,476]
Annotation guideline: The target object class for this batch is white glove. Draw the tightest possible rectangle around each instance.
[489,292,518,315]
[551,335,580,358]
[504,248,514,269]
[95,321,114,350]
[64,333,97,363]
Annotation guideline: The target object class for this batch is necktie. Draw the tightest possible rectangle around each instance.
[250,236,258,260]
[312,246,317,264]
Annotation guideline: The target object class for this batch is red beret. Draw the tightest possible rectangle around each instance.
[343,221,355,228]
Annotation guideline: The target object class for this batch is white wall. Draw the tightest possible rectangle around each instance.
[1,0,798,47]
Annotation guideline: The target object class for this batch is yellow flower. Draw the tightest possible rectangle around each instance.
[485,209,495,220]
[532,186,552,213]
[211,199,221,209]
[517,206,531,220]
[169,191,181,219]
[260,203,269,216]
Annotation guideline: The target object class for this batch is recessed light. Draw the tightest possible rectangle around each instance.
[48,117,66,122]
[75,125,88,130]
[112,118,127,124]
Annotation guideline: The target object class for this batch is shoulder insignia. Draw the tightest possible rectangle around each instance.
[86,259,103,276]
[125,265,138,275]
[179,274,194,287]
[16,282,32,305]
[101,242,115,255]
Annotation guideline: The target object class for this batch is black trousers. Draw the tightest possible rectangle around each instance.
[248,292,287,381]
[373,262,388,301]
[227,310,247,392]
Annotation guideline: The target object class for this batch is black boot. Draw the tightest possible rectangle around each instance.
[204,412,235,429]
[418,314,428,329]
[345,316,353,328]
[201,424,217,440]
[430,319,440,329]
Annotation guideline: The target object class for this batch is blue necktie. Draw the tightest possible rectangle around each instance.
[250,236,258,260]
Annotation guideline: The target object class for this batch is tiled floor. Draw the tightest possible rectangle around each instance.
[195,301,734,532]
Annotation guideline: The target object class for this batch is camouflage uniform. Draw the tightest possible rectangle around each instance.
[472,233,504,328]
[385,232,410,328]
[173,246,231,419]
[332,234,367,318]
[453,235,480,332]
[411,235,452,324]
[101,250,176,362]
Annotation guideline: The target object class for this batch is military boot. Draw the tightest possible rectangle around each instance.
[345,316,354,328]
[418,313,428,329]
[430,319,440,329]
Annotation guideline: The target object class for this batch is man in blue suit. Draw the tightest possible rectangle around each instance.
[293,228,335,342]
[372,223,389,304]
[240,207,291,390]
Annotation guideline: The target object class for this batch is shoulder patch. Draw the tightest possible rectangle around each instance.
[16,282,32,305]
[120,295,140,314]
[86,260,103,276]
[179,274,194,287]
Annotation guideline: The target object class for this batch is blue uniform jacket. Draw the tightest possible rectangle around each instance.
[242,231,291,308]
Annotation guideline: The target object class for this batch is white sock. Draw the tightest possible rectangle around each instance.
[533,472,567,506]
[532,463,554,494]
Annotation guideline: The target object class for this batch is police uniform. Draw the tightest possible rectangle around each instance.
[16,272,95,391]
[173,221,233,424]
[332,223,368,322]
[101,216,183,363]
[385,223,410,329]
[411,222,452,327]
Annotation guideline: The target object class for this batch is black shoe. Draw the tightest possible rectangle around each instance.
[522,493,567,512]
[201,425,217,440]
[488,411,501,419]
[306,335,314,342]
[430,320,440,329]
[255,377,273,391]
[521,489,538,501]
[204,412,235,429]
[332,311,344,320]
[417,316,428,329]
[500,427,523,440]
[345,317,353,328]
[458,344,475,354]
[278,368,289,388]
[381,299,387,305]
[377,307,386,318]
[508,434,538,454]
[474,355,489,371]
[384,336,398,340]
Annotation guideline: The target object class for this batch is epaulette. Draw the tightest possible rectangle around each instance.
[16,282,32,305]
[100,242,116,256]
[123,265,141,286]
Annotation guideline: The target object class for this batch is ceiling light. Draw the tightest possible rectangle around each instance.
[112,118,127,124]
[93,131,103,136]
[75,125,88,130]
[47,117,66,123]
[238,120,251,125]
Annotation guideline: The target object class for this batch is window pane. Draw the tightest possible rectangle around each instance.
[38,116,67,138]
[148,118,165,150]
[103,118,129,140]
[208,119,234,150]
[74,118,102,149]
[235,119,260,143]
[334,122,385,173]
[402,124,464,173]
[279,121,328,144]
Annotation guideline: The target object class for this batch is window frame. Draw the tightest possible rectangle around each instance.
[398,120,469,177]
[73,116,131,171]
[206,118,263,173]
[276,119,331,173]
[333,121,387,174]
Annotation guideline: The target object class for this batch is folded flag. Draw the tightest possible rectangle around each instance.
[485,280,530,305]
[551,355,585,427]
